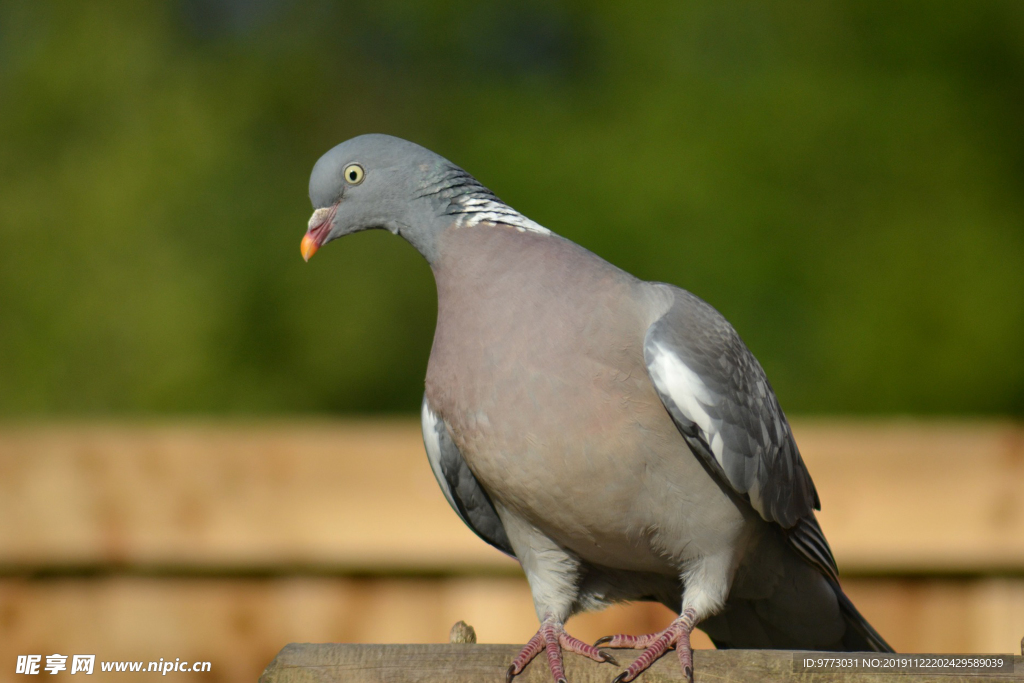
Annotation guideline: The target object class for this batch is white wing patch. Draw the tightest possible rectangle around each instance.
[648,341,768,516]
[647,340,725,463]
[421,398,460,514]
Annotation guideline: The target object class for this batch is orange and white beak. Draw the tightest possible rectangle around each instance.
[301,203,339,261]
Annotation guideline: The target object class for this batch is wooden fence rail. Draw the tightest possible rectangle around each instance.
[1,419,1023,573]
[1,421,1023,682]
[259,644,1024,682]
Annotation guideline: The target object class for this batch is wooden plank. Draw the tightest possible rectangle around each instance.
[259,644,1024,683]
[0,576,695,683]
[0,420,1022,573]
[0,421,513,572]
[840,577,1024,655]
[799,420,1024,573]
[2,575,1023,683]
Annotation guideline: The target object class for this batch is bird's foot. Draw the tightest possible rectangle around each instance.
[595,607,698,683]
[506,618,617,683]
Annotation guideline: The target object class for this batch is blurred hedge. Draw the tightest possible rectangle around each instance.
[0,0,1022,415]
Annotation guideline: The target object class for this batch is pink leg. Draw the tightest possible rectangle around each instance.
[541,620,566,683]
[595,607,698,683]
[507,618,617,683]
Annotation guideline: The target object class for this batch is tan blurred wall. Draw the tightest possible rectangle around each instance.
[1,421,1022,682]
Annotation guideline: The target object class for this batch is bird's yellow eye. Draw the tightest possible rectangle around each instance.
[344,164,365,185]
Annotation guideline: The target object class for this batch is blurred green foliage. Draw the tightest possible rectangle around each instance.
[0,0,1022,415]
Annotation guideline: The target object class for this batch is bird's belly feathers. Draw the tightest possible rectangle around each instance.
[472,391,744,572]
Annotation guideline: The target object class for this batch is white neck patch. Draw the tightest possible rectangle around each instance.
[452,195,551,235]
[418,165,552,236]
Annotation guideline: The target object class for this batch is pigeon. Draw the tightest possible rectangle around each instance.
[300,134,892,683]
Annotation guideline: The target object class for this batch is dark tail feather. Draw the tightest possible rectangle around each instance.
[833,582,893,652]
[698,576,894,652]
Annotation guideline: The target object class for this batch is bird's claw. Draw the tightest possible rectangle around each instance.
[594,635,613,647]
[612,672,632,683]
[599,650,619,667]
[505,664,516,683]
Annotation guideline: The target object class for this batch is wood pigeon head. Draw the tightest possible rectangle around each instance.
[302,134,548,264]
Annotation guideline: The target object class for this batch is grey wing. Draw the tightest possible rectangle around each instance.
[643,284,821,531]
[421,395,515,558]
